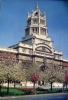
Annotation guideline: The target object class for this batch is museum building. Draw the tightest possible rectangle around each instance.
[0,2,68,70]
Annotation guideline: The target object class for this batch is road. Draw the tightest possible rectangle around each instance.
[0,93,68,100]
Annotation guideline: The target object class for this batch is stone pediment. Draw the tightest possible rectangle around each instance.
[35,43,53,54]
[36,43,52,49]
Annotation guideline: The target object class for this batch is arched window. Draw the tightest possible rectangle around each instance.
[34,12,38,16]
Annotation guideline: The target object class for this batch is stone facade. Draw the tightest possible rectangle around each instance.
[0,2,68,70]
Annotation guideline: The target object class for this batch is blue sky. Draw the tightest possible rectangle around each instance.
[0,0,68,59]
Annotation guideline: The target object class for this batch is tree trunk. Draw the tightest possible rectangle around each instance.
[0,84,1,96]
[14,80,16,89]
[33,83,35,89]
[32,83,35,94]
[51,82,53,91]
[63,84,64,92]
[25,80,27,87]
[7,79,9,94]
[66,83,67,91]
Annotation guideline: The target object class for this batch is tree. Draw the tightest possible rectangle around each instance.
[24,63,40,88]
[30,73,39,89]
[1,60,25,89]
[46,67,57,91]
[6,61,25,88]
[53,65,65,92]
[0,64,5,95]
[64,71,68,91]
[10,62,24,88]
[21,61,32,87]
[44,63,64,91]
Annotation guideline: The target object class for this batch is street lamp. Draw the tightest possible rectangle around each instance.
[7,73,10,94]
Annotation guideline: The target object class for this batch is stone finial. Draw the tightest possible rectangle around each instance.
[35,1,38,9]
[27,12,29,17]
[32,10,33,13]
[28,12,29,15]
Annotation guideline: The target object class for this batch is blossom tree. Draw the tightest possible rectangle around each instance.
[41,56,65,91]
[0,63,6,95]
[4,61,25,89]
[23,62,40,88]
[30,72,39,89]
[42,63,64,91]
[64,71,68,90]
[46,64,57,91]
[0,59,25,91]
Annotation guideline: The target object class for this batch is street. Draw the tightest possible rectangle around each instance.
[0,93,68,100]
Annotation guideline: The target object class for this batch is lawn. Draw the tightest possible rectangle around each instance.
[1,87,25,96]
[0,87,68,96]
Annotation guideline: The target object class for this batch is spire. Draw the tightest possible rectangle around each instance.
[35,1,38,9]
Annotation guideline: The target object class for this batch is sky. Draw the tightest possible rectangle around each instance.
[0,0,68,59]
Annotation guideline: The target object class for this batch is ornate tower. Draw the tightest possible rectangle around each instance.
[25,2,48,37]
[21,1,54,58]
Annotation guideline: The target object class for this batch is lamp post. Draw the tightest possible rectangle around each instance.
[7,73,10,94]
